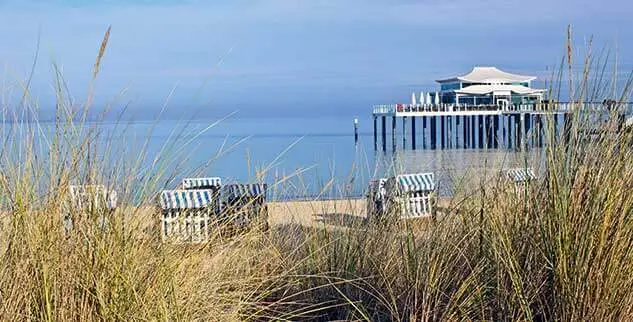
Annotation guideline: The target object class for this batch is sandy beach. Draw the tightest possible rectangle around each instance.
[267,197,454,229]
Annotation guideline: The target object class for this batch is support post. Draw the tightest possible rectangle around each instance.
[447,116,452,148]
[455,116,460,149]
[440,116,446,149]
[463,115,469,149]
[471,116,476,149]
[478,115,484,149]
[516,114,522,151]
[402,116,407,149]
[537,114,543,147]
[507,114,513,149]
[392,116,396,152]
[381,116,386,152]
[430,116,437,150]
[524,113,531,148]
[493,115,500,149]
[422,116,427,149]
[411,116,416,150]
[354,118,359,145]
[486,116,493,149]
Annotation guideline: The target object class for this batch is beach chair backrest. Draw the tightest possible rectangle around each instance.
[160,189,216,209]
[386,172,435,194]
[384,172,435,218]
[506,168,537,183]
[69,184,118,210]
[182,177,222,190]
[223,183,268,201]
[159,189,217,243]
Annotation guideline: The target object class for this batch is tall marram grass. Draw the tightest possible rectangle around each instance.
[1,27,633,320]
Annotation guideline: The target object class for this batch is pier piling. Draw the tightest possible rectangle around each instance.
[411,116,416,150]
[381,116,386,152]
[402,116,407,149]
[354,118,359,145]
[430,116,437,150]
[478,115,484,149]
[370,102,582,152]
[440,116,446,149]
[422,116,426,149]
[391,116,396,152]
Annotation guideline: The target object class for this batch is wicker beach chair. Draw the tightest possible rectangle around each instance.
[66,184,118,232]
[384,172,436,219]
[159,189,218,243]
[366,178,387,219]
[506,168,537,184]
[505,167,538,194]
[221,183,269,231]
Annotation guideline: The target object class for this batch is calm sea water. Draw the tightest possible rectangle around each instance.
[7,115,545,200]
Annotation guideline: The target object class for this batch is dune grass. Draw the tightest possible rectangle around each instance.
[0,28,633,321]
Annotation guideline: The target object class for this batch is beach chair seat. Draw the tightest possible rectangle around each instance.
[182,177,222,190]
[221,183,268,230]
[384,172,436,219]
[159,189,218,243]
[65,184,118,232]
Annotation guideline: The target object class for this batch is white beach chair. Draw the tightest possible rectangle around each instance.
[159,189,218,243]
[66,184,118,232]
[366,178,387,219]
[384,172,436,219]
[505,167,538,194]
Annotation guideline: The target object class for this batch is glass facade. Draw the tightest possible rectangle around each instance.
[440,83,461,91]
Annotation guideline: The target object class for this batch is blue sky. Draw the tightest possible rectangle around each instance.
[0,0,631,119]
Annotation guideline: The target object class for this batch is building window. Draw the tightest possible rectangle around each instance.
[440,83,461,91]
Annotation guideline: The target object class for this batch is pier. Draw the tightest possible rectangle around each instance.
[372,102,572,151]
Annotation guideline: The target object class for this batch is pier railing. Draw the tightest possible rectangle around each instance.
[372,102,632,115]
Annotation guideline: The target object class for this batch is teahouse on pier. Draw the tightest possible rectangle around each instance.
[372,67,574,151]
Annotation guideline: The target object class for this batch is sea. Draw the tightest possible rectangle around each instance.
[7,114,547,201]
[92,115,544,200]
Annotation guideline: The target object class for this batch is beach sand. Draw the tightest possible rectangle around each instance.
[267,197,453,229]
[268,198,367,229]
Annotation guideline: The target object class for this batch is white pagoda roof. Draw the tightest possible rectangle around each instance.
[437,67,536,84]
[454,84,545,96]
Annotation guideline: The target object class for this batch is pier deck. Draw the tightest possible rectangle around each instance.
[371,102,627,152]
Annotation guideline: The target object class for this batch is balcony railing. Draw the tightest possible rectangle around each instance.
[372,102,632,115]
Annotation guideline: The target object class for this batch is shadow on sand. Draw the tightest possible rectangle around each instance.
[314,213,366,228]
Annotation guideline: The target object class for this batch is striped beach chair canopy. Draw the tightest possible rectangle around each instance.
[182,177,222,189]
[223,183,267,199]
[506,168,537,182]
[160,189,216,209]
[390,172,435,193]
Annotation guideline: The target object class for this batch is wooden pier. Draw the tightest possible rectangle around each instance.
[372,103,576,152]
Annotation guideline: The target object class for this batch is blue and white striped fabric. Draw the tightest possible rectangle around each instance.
[395,173,435,192]
[223,183,267,199]
[182,177,222,189]
[160,189,215,209]
[506,168,537,182]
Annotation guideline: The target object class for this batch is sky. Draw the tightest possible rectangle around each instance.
[0,0,631,120]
